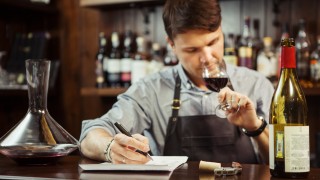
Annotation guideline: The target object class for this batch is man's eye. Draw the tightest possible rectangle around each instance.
[185,48,197,53]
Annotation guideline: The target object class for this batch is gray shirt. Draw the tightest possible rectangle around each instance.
[80,63,274,156]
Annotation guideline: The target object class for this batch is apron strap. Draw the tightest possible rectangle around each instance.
[171,74,181,119]
[165,74,181,139]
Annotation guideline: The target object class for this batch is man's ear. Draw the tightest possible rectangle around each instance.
[166,36,174,48]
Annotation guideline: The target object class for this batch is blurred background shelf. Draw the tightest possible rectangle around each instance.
[80,0,163,9]
[0,0,57,14]
[0,85,27,96]
[303,87,320,96]
[81,87,127,97]
[80,85,320,97]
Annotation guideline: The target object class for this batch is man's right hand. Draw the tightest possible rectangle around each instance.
[109,133,151,164]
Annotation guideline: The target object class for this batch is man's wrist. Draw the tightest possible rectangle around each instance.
[242,116,267,137]
[104,139,114,162]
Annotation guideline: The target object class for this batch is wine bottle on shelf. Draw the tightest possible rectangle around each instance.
[163,43,178,67]
[131,36,150,84]
[257,37,277,83]
[95,32,107,88]
[148,43,164,74]
[252,19,263,70]
[106,32,122,88]
[269,38,309,179]
[224,33,238,66]
[295,19,311,80]
[310,36,320,84]
[121,30,135,88]
[238,16,254,69]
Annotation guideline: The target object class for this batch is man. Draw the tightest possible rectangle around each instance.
[79,0,274,164]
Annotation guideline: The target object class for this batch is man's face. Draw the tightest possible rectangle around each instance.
[170,26,224,83]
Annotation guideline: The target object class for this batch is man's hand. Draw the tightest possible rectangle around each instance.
[110,133,151,164]
[218,87,260,131]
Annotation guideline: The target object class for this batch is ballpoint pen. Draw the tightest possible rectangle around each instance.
[114,122,153,160]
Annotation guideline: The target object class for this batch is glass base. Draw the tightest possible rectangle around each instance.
[0,144,78,165]
[215,103,231,118]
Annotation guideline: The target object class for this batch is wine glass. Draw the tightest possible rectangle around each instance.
[202,59,231,116]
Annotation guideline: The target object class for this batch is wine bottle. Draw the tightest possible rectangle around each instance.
[310,36,320,84]
[238,16,254,69]
[131,36,150,84]
[149,43,164,74]
[106,32,121,87]
[252,19,263,70]
[224,33,238,66]
[95,32,107,88]
[295,19,311,80]
[121,30,134,88]
[269,38,309,178]
[163,43,178,67]
[257,37,277,83]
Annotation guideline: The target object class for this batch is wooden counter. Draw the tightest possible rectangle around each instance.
[0,154,319,179]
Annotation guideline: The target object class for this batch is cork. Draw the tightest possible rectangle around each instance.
[199,161,221,172]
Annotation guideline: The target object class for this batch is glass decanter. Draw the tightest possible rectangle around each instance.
[0,59,79,165]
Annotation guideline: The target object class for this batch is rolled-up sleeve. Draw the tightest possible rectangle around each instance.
[79,80,153,143]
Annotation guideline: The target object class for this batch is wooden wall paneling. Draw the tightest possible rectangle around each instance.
[81,96,118,120]
[80,8,100,87]
[78,8,110,122]
[57,0,82,138]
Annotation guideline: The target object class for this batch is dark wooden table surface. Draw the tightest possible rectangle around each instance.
[0,154,319,180]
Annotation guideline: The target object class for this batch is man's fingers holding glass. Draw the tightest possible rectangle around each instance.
[225,95,243,113]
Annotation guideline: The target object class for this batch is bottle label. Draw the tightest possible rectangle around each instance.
[103,57,108,71]
[121,72,131,82]
[269,124,275,170]
[284,126,309,173]
[238,46,253,68]
[107,59,121,73]
[223,55,238,66]
[131,61,148,84]
[257,53,278,77]
[269,125,310,172]
[121,58,133,72]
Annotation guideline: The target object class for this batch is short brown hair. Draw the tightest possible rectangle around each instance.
[163,0,222,41]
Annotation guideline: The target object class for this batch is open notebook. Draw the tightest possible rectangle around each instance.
[79,156,188,172]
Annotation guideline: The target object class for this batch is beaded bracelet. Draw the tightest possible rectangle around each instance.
[104,139,114,162]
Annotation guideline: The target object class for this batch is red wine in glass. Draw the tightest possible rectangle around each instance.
[204,77,228,92]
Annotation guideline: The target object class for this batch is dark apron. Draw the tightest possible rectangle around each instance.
[163,75,258,163]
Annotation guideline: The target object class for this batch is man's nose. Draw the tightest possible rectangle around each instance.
[200,46,213,63]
